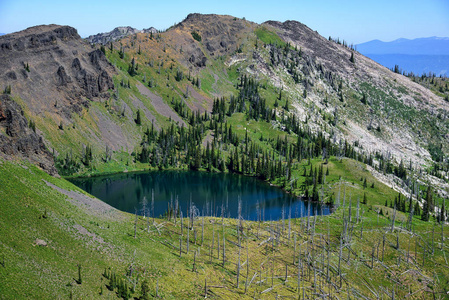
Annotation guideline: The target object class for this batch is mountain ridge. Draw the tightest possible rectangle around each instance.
[0,14,448,180]
[86,26,158,45]
[357,36,449,75]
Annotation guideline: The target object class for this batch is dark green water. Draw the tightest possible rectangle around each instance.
[68,170,330,221]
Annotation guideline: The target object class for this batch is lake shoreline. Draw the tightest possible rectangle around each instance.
[68,169,331,221]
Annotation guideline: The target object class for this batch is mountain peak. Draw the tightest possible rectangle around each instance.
[0,25,80,42]
[176,13,252,29]
[86,26,158,45]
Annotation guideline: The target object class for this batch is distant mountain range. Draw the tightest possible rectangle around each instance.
[357,37,449,55]
[0,33,5,36]
[357,37,449,76]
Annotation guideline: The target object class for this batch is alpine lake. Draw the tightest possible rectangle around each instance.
[68,170,330,221]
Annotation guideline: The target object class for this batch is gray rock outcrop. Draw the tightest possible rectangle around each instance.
[0,95,57,174]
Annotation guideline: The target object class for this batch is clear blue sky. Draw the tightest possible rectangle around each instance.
[0,0,448,44]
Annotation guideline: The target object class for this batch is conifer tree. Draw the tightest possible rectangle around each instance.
[350,52,355,63]
[128,57,137,76]
[140,279,150,300]
[440,201,446,223]
[422,187,432,222]
[77,264,82,284]
[135,109,142,125]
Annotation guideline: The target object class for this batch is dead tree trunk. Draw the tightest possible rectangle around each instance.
[187,221,190,254]
[237,228,241,289]
[134,209,138,239]
[223,233,226,267]
[391,203,397,233]
[152,189,155,224]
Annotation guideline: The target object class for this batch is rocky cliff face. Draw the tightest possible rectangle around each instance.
[0,25,115,116]
[0,25,119,172]
[0,94,56,174]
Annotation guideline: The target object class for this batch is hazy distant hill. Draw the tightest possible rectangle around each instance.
[357,37,449,76]
[357,37,449,55]
[365,54,449,76]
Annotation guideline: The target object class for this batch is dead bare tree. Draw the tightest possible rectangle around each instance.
[245,235,249,293]
[134,208,138,239]
[223,232,226,267]
[150,189,154,225]
[391,203,397,233]
[237,226,241,289]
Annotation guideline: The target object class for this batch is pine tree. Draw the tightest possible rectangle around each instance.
[422,199,430,221]
[77,264,82,284]
[440,201,446,223]
[119,45,125,59]
[284,98,289,111]
[362,193,367,205]
[361,93,367,104]
[3,85,11,94]
[318,164,323,184]
[350,52,355,63]
[422,187,432,222]
[140,279,151,300]
[426,185,434,212]
[135,109,142,125]
[128,57,137,76]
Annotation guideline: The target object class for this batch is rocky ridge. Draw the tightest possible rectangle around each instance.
[0,25,115,116]
[0,14,448,179]
[0,25,118,172]
[86,26,158,45]
[0,94,56,174]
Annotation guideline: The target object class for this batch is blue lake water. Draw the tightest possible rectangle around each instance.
[68,170,330,221]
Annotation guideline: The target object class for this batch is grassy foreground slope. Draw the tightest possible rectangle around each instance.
[1,157,448,299]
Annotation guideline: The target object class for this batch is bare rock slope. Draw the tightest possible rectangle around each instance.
[0,94,56,174]
[0,25,115,117]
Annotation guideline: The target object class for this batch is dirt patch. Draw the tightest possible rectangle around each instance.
[90,106,138,152]
[188,85,213,112]
[135,82,186,126]
[202,131,214,147]
[366,165,412,198]
[43,180,122,220]
[33,239,47,247]
[129,95,159,129]
[73,224,105,244]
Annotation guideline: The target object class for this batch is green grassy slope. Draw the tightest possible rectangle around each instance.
[1,157,448,299]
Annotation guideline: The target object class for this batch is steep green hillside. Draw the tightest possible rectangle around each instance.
[1,157,448,298]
